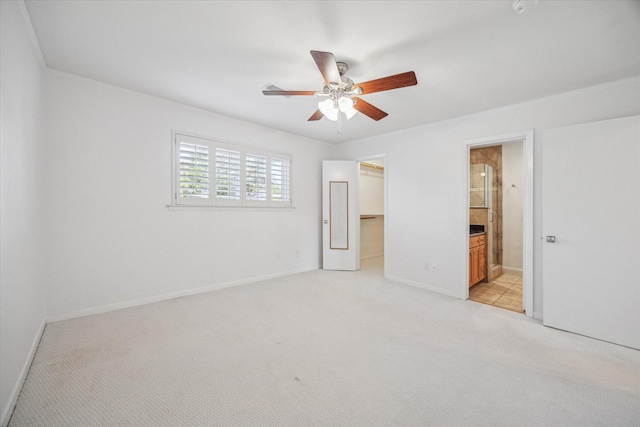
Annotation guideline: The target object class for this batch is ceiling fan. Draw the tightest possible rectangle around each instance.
[263,50,417,122]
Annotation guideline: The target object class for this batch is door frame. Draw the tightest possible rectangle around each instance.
[356,153,387,277]
[463,130,534,317]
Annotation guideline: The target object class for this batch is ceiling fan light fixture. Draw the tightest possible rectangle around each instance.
[338,97,357,120]
[318,98,339,121]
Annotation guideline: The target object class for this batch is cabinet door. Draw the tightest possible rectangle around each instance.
[479,244,486,281]
[469,247,479,286]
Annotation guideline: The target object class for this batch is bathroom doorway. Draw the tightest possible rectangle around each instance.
[465,132,533,316]
[470,147,505,282]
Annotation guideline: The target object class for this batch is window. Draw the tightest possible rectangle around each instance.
[271,157,290,202]
[215,146,241,203]
[173,132,292,208]
[245,153,267,202]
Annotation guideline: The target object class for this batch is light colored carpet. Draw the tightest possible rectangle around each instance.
[9,257,640,426]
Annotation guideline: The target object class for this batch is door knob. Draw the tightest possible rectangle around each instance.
[546,235,556,243]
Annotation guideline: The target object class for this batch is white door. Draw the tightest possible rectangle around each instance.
[543,115,640,349]
[323,160,360,270]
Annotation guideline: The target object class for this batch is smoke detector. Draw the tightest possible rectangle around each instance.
[512,0,539,15]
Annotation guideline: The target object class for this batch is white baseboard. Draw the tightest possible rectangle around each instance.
[533,311,543,321]
[47,265,320,323]
[385,275,461,299]
[1,318,46,427]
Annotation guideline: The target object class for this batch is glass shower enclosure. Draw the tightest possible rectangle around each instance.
[470,163,500,269]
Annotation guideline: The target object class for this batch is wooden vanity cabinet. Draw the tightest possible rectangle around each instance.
[469,234,487,287]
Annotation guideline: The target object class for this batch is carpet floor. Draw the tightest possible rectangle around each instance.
[9,257,640,426]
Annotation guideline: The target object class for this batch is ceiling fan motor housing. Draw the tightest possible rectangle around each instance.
[336,61,348,76]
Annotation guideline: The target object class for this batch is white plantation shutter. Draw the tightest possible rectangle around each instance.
[173,132,291,207]
[215,147,241,202]
[271,157,291,202]
[178,140,210,204]
[245,153,267,202]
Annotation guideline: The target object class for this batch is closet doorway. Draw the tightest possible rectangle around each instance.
[358,156,385,277]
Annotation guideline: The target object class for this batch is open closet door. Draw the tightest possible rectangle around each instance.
[542,115,640,349]
[322,161,360,270]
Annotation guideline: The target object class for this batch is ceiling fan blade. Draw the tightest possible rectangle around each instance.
[310,50,342,88]
[308,109,324,121]
[262,90,316,96]
[354,71,417,95]
[352,97,388,121]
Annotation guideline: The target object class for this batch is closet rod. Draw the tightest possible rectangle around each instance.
[360,161,384,170]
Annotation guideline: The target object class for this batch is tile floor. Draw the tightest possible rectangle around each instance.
[469,273,524,313]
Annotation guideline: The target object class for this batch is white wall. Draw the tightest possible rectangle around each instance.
[359,165,384,215]
[502,142,524,271]
[336,77,640,315]
[0,2,47,424]
[42,70,333,319]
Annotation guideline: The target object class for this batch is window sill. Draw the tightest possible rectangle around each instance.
[167,204,296,212]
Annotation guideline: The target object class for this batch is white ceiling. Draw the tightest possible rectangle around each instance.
[24,0,640,144]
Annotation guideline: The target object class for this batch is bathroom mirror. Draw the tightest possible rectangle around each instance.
[470,164,491,208]
[329,181,349,249]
